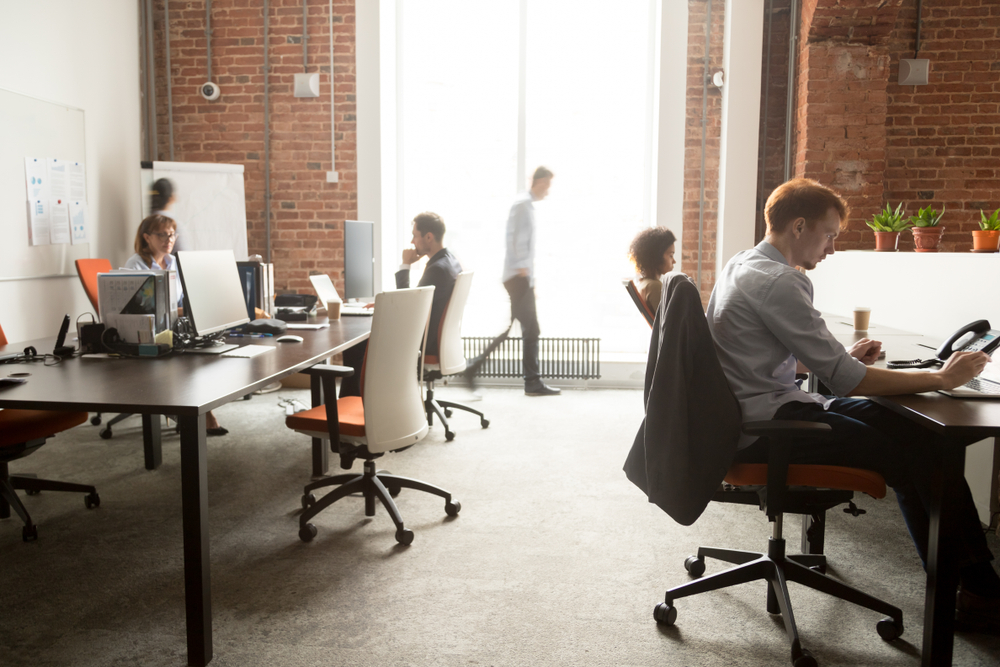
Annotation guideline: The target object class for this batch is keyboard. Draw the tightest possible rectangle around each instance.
[340,305,374,317]
[962,377,1000,395]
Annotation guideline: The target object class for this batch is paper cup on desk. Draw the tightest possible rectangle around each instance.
[327,301,341,320]
[853,307,871,332]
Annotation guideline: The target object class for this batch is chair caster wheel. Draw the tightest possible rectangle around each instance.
[876,617,903,641]
[445,500,461,516]
[481,419,489,428]
[387,485,401,498]
[653,602,676,626]
[301,493,315,509]
[25,488,40,496]
[684,555,706,577]
[90,415,102,426]
[444,408,453,418]
[445,430,455,442]
[792,648,817,667]
[299,523,317,542]
[22,525,38,542]
[99,428,112,440]
[395,528,414,545]
[84,492,100,509]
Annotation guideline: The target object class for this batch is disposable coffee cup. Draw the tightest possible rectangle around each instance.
[853,307,871,332]
[327,301,341,320]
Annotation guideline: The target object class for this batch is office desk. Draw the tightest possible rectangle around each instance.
[0,317,370,666]
[824,319,1000,666]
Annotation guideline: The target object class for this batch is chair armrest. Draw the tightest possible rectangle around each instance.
[742,420,832,440]
[299,364,354,378]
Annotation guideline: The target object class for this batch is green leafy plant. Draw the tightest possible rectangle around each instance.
[909,205,945,228]
[866,203,911,232]
[980,208,1000,231]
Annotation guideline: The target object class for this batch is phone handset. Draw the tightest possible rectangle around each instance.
[887,319,997,369]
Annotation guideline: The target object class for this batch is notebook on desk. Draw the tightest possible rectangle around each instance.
[309,273,373,316]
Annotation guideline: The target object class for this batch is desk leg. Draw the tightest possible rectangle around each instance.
[179,414,212,666]
[310,374,328,476]
[921,445,965,667]
[141,414,163,470]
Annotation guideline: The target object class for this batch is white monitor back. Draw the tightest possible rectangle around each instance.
[177,250,251,336]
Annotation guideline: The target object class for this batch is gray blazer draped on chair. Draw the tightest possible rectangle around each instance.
[623,272,742,526]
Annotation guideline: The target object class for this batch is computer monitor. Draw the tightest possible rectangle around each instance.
[176,250,252,336]
[344,220,374,300]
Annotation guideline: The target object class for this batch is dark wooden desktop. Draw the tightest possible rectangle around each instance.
[825,323,1000,667]
[0,317,371,666]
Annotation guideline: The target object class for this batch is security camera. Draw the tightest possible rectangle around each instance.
[200,81,221,101]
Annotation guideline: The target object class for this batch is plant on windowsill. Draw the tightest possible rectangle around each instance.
[909,205,945,252]
[866,203,910,252]
[972,208,1000,253]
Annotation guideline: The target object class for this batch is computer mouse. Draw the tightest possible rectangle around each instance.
[275,334,304,343]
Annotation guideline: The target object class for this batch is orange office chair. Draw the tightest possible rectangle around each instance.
[422,272,488,441]
[625,279,655,327]
[0,323,99,542]
[627,274,902,667]
[74,258,134,438]
[286,287,461,545]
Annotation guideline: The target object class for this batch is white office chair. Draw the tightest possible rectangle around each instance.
[423,272,489,441]
[286,286,461,545]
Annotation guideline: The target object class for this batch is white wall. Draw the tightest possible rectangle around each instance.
[810,250,1000,525]
[0,0,141,343]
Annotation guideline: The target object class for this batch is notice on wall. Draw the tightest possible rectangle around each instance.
[68,161,86,201]
[26,198,50,246]
[69,200,89,245]
[22,157,86,247]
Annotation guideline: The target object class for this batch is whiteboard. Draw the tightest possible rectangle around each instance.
[0,87,89,280]
[141,161,249,260]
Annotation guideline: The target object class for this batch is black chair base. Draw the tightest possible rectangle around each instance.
[655,536,903,667]
[94,411,135,439]
[298,459,460,545]
[424,382,489,442]
[1,472,100,542]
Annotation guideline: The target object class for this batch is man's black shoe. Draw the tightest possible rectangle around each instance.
[956,587,1000,634]
[525,381,560,396]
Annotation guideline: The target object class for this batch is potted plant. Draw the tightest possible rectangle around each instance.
[866,203,910,251]
[972,208,1000,252]
[909,205,945,252]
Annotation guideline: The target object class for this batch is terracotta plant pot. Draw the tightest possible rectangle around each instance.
[874,231,900,251]
[911,226,945,252]
[971,229,1000,252]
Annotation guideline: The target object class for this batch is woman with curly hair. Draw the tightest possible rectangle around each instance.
[628,227,677,314]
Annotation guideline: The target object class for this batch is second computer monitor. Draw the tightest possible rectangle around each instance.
[344,220,374,300]
[177,250,252,337]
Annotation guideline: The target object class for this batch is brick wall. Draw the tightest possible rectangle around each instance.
[884,0,1000,252]
[150,0,356,295]
[794,0,902,250]
[683,0,726,304]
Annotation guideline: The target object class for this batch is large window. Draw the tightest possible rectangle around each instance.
[393,0,660,354]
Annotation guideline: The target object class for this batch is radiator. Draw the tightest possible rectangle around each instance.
[462,337,601,380]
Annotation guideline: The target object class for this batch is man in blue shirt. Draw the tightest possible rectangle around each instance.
[469,166,560,396]
[708,178,1000,631]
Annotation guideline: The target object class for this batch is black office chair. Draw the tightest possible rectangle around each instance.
[627,274,902,667]
[624,279,655,327]
[0,323,100,542]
